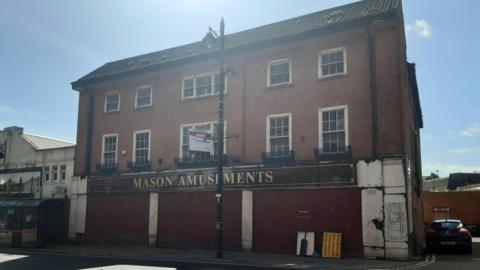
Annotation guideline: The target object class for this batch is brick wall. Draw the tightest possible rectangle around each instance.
[252,188,363,257]
[423,191,480,225]
[85,193,149,244]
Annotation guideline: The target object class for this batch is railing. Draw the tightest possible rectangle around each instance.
[127,160,152,171]
[314,146,352,161]
[95,163,118,173]
[174,155,228,169]
[261,151,295,166]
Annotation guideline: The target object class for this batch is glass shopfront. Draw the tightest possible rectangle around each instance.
[0,199,64,248]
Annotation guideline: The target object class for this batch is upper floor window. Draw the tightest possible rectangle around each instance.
[266,114,291,157]
[135,85,152,108]
[102,134,118,168]
[180,121,225,161]
[52,165,58,180]
[60,165,66,180]
[104,92,120,112]
[319,106,348,153]
[182,73,224,99]
[134,130,150,164]
[267,59,291,87]
[43,166,50,181]
[318,47,346,78]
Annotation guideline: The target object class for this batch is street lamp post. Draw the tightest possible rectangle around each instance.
[215,18,225,259]
[204,17,226,260]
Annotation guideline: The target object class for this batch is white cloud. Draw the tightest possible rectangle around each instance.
[422,133,432,140]
[0,104,15,114]
[415,19,432,37]
[445,123,480,138]
[449,147,480,154]
[406,19,432,38]
[460,123,480,137]
[423,163,480,177]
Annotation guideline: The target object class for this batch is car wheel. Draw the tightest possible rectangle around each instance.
[466,245,473,254]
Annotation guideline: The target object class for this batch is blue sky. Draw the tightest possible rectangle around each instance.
[1,0,479,176]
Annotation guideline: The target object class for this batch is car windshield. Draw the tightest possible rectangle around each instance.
[431,222,461,230]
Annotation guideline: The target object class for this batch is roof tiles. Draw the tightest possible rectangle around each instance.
[73,0,400,87]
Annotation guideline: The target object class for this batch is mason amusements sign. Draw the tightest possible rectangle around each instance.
[88,163,356,193]
[133,170,273,189]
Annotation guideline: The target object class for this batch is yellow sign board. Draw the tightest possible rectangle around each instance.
[321,232,342,259]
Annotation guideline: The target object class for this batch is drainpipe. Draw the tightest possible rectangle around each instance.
[367,23,379,159]
[40,151,46,200]
[241,57,247,161]
[85,88,94,177]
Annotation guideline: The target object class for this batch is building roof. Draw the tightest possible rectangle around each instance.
[422,177,448,192]
[22,134,75,150]
[448,173,480,190]
[72,0,401,88]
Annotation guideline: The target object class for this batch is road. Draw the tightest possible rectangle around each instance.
[1,238,480,270]
[421,237,480,270]
[0,253,281,270]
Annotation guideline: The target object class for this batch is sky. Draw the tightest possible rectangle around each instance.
[1,0,479,177]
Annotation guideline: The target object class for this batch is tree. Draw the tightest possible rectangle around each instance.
[425,172,439,180]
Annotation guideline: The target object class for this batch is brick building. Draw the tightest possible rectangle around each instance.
[71,0,423,259]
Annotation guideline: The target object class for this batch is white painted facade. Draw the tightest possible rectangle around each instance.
[68,176,88,240]
[0,127,75,199]
[358,158,413,260]
[0,126,87,241]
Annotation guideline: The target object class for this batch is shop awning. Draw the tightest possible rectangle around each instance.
[0,199,45,208]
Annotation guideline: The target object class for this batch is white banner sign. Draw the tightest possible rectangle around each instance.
[188,130,214,153]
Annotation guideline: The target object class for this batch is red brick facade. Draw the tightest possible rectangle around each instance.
[423,191,480,225]
[72,0,422,257]
[73,21,414,175]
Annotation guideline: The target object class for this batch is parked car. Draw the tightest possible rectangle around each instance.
[426,219,472,253]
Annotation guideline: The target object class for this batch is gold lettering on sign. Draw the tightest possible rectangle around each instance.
[165,176,173,186]
[131,170,274,189]
[224,173,234,184]
[186,175,196,186]
[207,174,215,185]
[236,172,245,184]
[133,178,143,188]
[246,172,255,184]
[265,171,273,183]
[178,176,186,186]
[199,175,207,186]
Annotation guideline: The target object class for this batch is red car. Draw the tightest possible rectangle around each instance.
[426,219,472,253]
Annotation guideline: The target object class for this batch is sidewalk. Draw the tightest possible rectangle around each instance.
[0,244,427,270]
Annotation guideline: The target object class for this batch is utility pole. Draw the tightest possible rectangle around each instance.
[215,17,225,259]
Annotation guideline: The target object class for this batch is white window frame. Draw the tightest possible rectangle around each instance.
[104,91,120,113]
[101,133,118,165]
[318,105,349,150]
[181,72,228,100]
[43,166,50,181]
[60,164,66,181]
[267,58,292,87]
[132,130,151,162]
[51,165,58,181]
[318,47,347,79]
[179,121,227,158]
[266,113,292,154]
[135,85,152,108]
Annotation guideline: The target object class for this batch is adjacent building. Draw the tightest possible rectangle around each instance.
[71,0,423,259]
[423,173,480,236]
[0,126,75,247]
